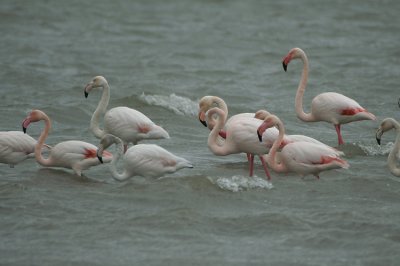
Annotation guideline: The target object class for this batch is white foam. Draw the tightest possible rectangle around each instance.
[139,93,198,117]
[214,175,273,192]
[358,142,394,156]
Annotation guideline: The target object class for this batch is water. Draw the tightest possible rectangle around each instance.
[1,0,400,265]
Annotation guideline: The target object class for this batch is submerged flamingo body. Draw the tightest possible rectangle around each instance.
[97,134,193,180]
[0,131,36,167]
[22,110,112,176]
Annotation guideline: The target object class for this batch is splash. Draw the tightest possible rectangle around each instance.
[358,142,393,156]
[214,175,273,192]
[139,93,198,117]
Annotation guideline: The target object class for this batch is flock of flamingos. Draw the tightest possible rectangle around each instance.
[1,48,400,181]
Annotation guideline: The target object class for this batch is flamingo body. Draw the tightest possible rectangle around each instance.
[97,134,193,180]
[103,106,169,145]
[0,131,36,167]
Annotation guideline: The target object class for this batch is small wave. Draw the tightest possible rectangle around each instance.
[358,142,393,156]
[139,93,198,117]
[213,175,273,192]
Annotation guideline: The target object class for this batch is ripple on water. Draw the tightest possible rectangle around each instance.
[209,175,273,192]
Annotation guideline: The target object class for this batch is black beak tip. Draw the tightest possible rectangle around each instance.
[257,131,263,142]
[97,155,103,164]
[376,137,381,145]
[84,91,89,98]
[200,119,207,127]
[282,62,287,72]
[22,127,27,134]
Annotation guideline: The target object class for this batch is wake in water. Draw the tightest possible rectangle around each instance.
[139,93,199,116]
[209,175,273,192]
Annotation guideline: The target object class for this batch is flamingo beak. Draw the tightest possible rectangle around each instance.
[96,147,104,163]
[198,112,207,127]
[22,118,30,134]
[376,137,381,145]
[84,83,93,98]
[22,125,27,134]
[282,62,288,72]
[257,130,263,142]
[376,128,383,145]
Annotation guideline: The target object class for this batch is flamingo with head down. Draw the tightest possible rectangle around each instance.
[96,134,193,181]
[22,109,112,176]
[282,47,376,146]
[84,76,169,151]
[257,114,349,179]
[376,118,400,177]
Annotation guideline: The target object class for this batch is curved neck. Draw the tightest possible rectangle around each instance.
[90,84,110,138]
[267,120,287,173]
[109,137,130,181]
[35,115,52,166]
[208,97,228,130]
[207,108,231,156]
[388,123,400,176]
[295,52,314,122]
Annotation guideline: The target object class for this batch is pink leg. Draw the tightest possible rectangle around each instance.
[334,124,345,145]
[248,154,255,177]
[259,156,272,180]
[246,153,251,162]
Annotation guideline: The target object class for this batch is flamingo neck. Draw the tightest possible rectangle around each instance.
[267,120,287,173]
[109,137,130,181]
[388,121,400,176]
[207,108,231,156]
[90,83,110,138]
[295,51,315,122]
[208,97,228,130]
[35,115,52,166]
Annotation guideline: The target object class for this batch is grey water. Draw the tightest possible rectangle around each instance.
[1,0,400,265]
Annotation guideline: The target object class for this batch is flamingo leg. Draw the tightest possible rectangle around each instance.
[334,124,345,145]
[259,155,272,180]
[248,154,255,177]
[246,153,251,162]
[124,144,128,153]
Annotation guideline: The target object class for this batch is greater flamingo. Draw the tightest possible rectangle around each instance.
[376,118,400,177]
[84,76,169,151]
[0,131,36,167]
[257,115,349,179]
[206,107,273,179]
[282,47,376,145]
[22,110,112,176]
[96,134,193,181]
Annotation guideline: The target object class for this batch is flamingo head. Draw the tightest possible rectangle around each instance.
[257,115,279,142]
[97,134,120,163]
[198,96,227,130]
[254,109,272,120]
[22,109,46,133]
[376,118,397,145]
[282,47,305,72]
[84,76,108,98]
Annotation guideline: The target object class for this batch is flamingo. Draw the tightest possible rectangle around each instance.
[206,107,273,179]
[84,76,169,151]
[0,131,37,167]
[257,114,349,179]
[282,47,376,146]
[22,109,112,176]
[376,118,400,177]
[96,134,193,181]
